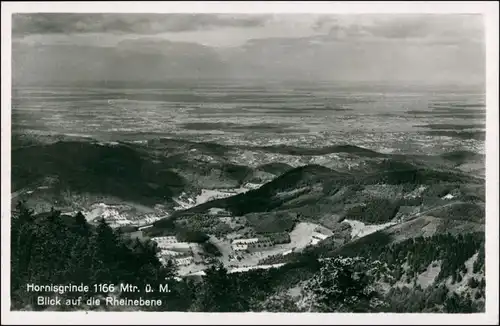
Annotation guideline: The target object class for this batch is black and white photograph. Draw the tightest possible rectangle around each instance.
[1,2,499,325]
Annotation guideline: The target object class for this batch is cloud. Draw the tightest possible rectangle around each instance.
[11,14,485,86]
[12,13,271,36]
[305,14,484,46]
[12,13,484,48]
[329,14,484,44]
[366,14,484,42]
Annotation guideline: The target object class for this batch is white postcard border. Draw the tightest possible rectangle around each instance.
[1,2,498,325]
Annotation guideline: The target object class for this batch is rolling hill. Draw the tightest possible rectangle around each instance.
[150,153,484,238]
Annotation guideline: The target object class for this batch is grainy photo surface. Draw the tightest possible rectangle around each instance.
[8,11,490,314]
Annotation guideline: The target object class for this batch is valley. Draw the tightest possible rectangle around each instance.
[10,82,487,313]
[11,134,485,286]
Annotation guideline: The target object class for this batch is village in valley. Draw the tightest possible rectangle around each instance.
[43,166,457,279]
[22,175,445,279]
[71,186,414,277]
[146,215,335,276]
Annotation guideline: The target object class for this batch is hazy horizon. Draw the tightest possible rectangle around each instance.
[12,13,486,87]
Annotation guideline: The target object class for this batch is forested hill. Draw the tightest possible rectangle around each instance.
[11,201,189,311]
[12,137,483,208]
[11,138,300,207]
[11,141,186,205]
[152,157,483,234]
[11,140,255,205]
[11,201,485,312]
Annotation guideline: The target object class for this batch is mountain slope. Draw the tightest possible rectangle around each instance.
[151,156,484,238]
[11,139,254,205]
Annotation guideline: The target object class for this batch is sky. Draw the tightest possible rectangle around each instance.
[11,13,486,86]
